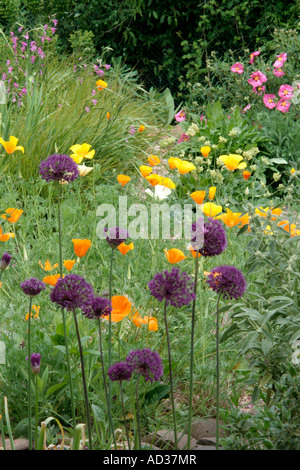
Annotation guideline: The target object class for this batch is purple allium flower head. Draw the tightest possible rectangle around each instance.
[50,274,94,311]
[39,154,79,183]
[108,361,132,382]
[30,353,41,374]
[206,265,247,300]
[20,278,45,297]
[0,252,12,270]
[191,217,227,257]
[104,226,129,248]
[126,348,163,383]
[148,267,195,308]
[82,296,112,320]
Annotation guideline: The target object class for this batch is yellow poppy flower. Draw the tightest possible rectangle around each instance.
[278,220,300,237]
[255,207,282,220]
[2,208,23,223]
[164,248,187,264]
[63,260,76,271]
[0,227,15,242]
[168,157,181,170]
[208,186,216,200]
[25,305,40,321]
[118,242,134,255]
[140,165,152,177]
[70,143,95,164]
[160,177,176,189]
[39,260,59,271]
[175,160,196,175]
[190,191,206,205]
[0,136,24,154]
[200,146,211,158]
[219,154,247,171]
[110,295,132,323]
[148,155,160,166]
[117,174,131,186]
[138,125,145,132]
[72,239,92,257]
[201,202,223,217]
[96,79,108,90]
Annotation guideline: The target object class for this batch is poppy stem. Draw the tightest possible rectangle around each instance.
[216,292,222,450]
[135,374,142,450]
[57,183,76,430]
[98,317,116,449]
[72,309,93,450]
[35,374,38,449]
[163,301,178,450]
[187,249,200,449]
[27,296,32,450]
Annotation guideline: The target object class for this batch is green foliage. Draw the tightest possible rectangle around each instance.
[69,29,96,58]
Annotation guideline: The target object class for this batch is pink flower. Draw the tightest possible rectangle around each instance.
[278,84,293,100]
[263,94,277,109]
[249,51,260,65]
[242,103,251,114]
[177,133,190,143]
[252,85,265,95]
[273,67,285,78]
[248,70,267,88]
[277,98,291,113]
[273,53,287,69]
[200,115,207,124]
[104,64,111,71]
[85,106,90,113]
[231,62,244,74]
[175,110,186,122]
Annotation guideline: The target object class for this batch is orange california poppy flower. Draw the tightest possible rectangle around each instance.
[138,125,145,132]
[106,111,111,119]
[145,174,163,187]
[208,186,216,200]
[148,155,160,166]
[39,260,59,271]
[63,259,76,271]
[43,274,63,286]
[188,246,201,258]
[110,295,132,323]
[143,316,158,332]
[72,239,92,257]
[238,213,251,227]
[2,208,23,223]
[255,207,282,220]
[243,170,251,180]
[168,157,181,170]
[131,310,144,327]
[200,146,211,158]
[96,79,108,90]
[118,242,134,255]
[0,136,24,154]
[190,191,206,205]
[216,208,243,228]
[164,248,187,264]
[0,227,15,242]
[25,305,40,321]
[139,165,152,177]
[278,220,300,236]
[117,174,131,186]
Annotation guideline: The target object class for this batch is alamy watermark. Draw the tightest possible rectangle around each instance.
[96,196,204,248]
[0,81,6,104]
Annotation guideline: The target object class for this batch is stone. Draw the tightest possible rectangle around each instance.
[1,438,29,450]
[143,430,198,450]
[184,419,226,440]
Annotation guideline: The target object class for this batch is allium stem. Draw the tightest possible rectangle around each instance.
[27,296,32,450]
[120,382,131,450]
[216,292,222,450]
[98,318,116,449]
[35,374,38,448]
[187,249,200,449]
[135,374,141,450]
[108,247,114,437]
[57,184,76,430]
[163,301,178,450]
[72,309,93,450]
